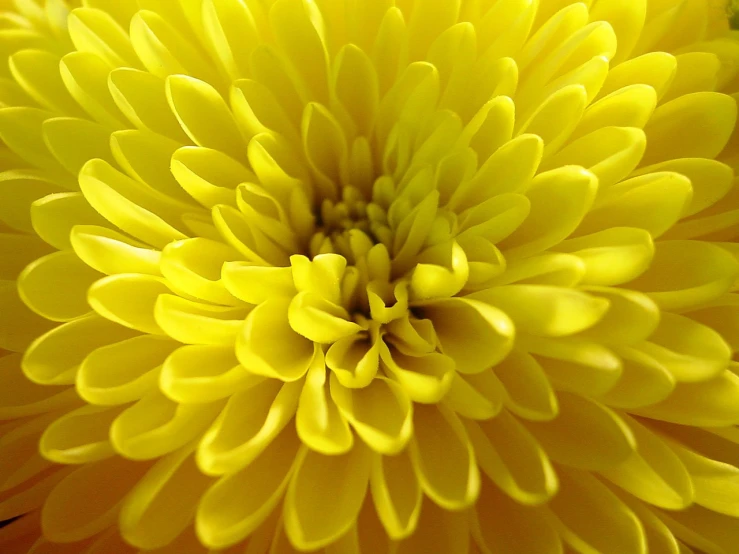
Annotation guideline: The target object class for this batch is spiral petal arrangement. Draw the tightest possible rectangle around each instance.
[0,0,739,553]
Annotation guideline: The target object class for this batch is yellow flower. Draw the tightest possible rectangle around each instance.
[1,0,739,552]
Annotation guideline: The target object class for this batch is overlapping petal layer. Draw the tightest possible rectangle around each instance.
[0,0,738,553]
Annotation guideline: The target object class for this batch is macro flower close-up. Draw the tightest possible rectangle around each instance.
[1,0,739,552]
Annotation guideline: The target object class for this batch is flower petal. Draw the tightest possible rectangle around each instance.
[77,334,177,406]
[70,225,161,276]
[111,392,222,460]
[119,447,211,551]
[197,425,300,549]
[23,314,136,385]
[330,375,412,455]
[410,404,480,510]
[160,344,261,404]
[379,342,455,404]
[369,450,421,541]
[236,297,314,382]
[601,416,694,510]
[416,297,514,374]
[524,392,636,470]
[40,405,122,464]
[469,284,609,337]
[198,379,300,475]
[494,349,559,422]
[88,274,170,334]
[465,410,558,505]
[284,443,372,551]
[548,469,647,554]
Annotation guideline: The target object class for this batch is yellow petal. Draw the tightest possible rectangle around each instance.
[548,469,647,554]
[525,392,636,470]
[576,84,657,137]
[516,84,588,156]
[288,291,362,344]
[41,457,150,543]
[77,335,177,406]
[160,238,241,306]
[171,146,253,208]
[542,126,646,189]
[635,370,739,427]
[70,225,161,276]
[236,297,314,381]
[443,370,505,421]
[160,344,261,404]
[522,335,622,396]
[108,67,188,141]
[599,51,676,100]
[410,404,480,510]
[0,170,62,234]
[369,450,421,541]
[110,129,194,204]
[59,51,127,129]
[154,294,247,345]
[601,416,694,510]
[110,392,222,460]
[333,44,379,136]
[392,497,469,554]
[79,159,188,248]
[129,10,219,83]
[325,332,381,388]
[201,0,259,81]
[580,172,692,238]
[40,405,121,464]
[0,353,78,420]
[165,74,245,162]
[628,241,739,311]
[330,375,412,455]
[578,287,660,345]
[499,166,598,259]
[416,297,514,374]
[18,251,99,322]
[488,252,585,287]
[270,0,330,102]
[0,107,66,176]
[119,447,211,550]
[494,349,559,422]
[600,346,676,410]
[88,274,170,334]
[23,314,136,385]
[9,49,85,117]
[470,285,609,337]
[68,7,140,68]
[198,379,300,475]
[379,342,454,404]
[284,443,371,551]
[0,280,56,353]
[30,192,108,251]
[642,92,736,166]
[197,426,300,549]
[473,477,562,554]
[553,227,654,286]
[465,410,558,505]
[42,117,115,176]
[296,350,353,455]
[639,312,731,383]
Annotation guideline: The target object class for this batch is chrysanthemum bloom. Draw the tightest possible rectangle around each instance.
[1,0,739,552]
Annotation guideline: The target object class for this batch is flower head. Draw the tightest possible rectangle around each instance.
[1,0,739,553]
